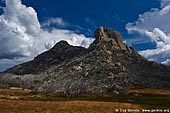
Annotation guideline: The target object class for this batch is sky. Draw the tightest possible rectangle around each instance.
[0,0,170,71]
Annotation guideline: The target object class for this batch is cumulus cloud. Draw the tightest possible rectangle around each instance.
[126,0,170,65]
[0,0,94,71]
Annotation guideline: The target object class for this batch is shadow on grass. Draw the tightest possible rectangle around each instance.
[22,93,170,109]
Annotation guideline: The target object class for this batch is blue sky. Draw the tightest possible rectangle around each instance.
[0,0,170,71]
[21,0,159,39]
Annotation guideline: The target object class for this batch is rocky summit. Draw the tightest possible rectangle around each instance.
[1,27,170,95]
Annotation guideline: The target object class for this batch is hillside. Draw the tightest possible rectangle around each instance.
[1,27,170,95]
[5,41,86,75]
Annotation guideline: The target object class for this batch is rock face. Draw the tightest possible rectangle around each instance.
[94,27,127,50]
[91,27,137,56]
[2,27,170,95]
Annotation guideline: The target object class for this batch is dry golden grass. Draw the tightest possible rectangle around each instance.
[1,88,170,113]
[0,99,141,113]
[0,88,31,96]
[0,88,142,113]
[130,88,170,95]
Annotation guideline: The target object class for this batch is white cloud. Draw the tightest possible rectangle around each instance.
[126,0,170,65]
[0,0,94,71]
[42,17,68,28]
[160,0,170,8]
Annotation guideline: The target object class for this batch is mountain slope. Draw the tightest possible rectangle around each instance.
[5,41,86,74]
[1,27,170,95]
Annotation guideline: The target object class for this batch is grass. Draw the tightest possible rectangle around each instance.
[26,93,170,108]
[0,99,142,113]
[0,88,170,113]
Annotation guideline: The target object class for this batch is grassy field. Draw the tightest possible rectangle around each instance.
[0,88,170,113]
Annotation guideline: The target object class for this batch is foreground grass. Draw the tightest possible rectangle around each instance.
[0,99,141,113]
[0,88,170,113]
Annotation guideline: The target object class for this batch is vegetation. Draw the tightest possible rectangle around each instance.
[1,27,170,113]
[0,88,170,113]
